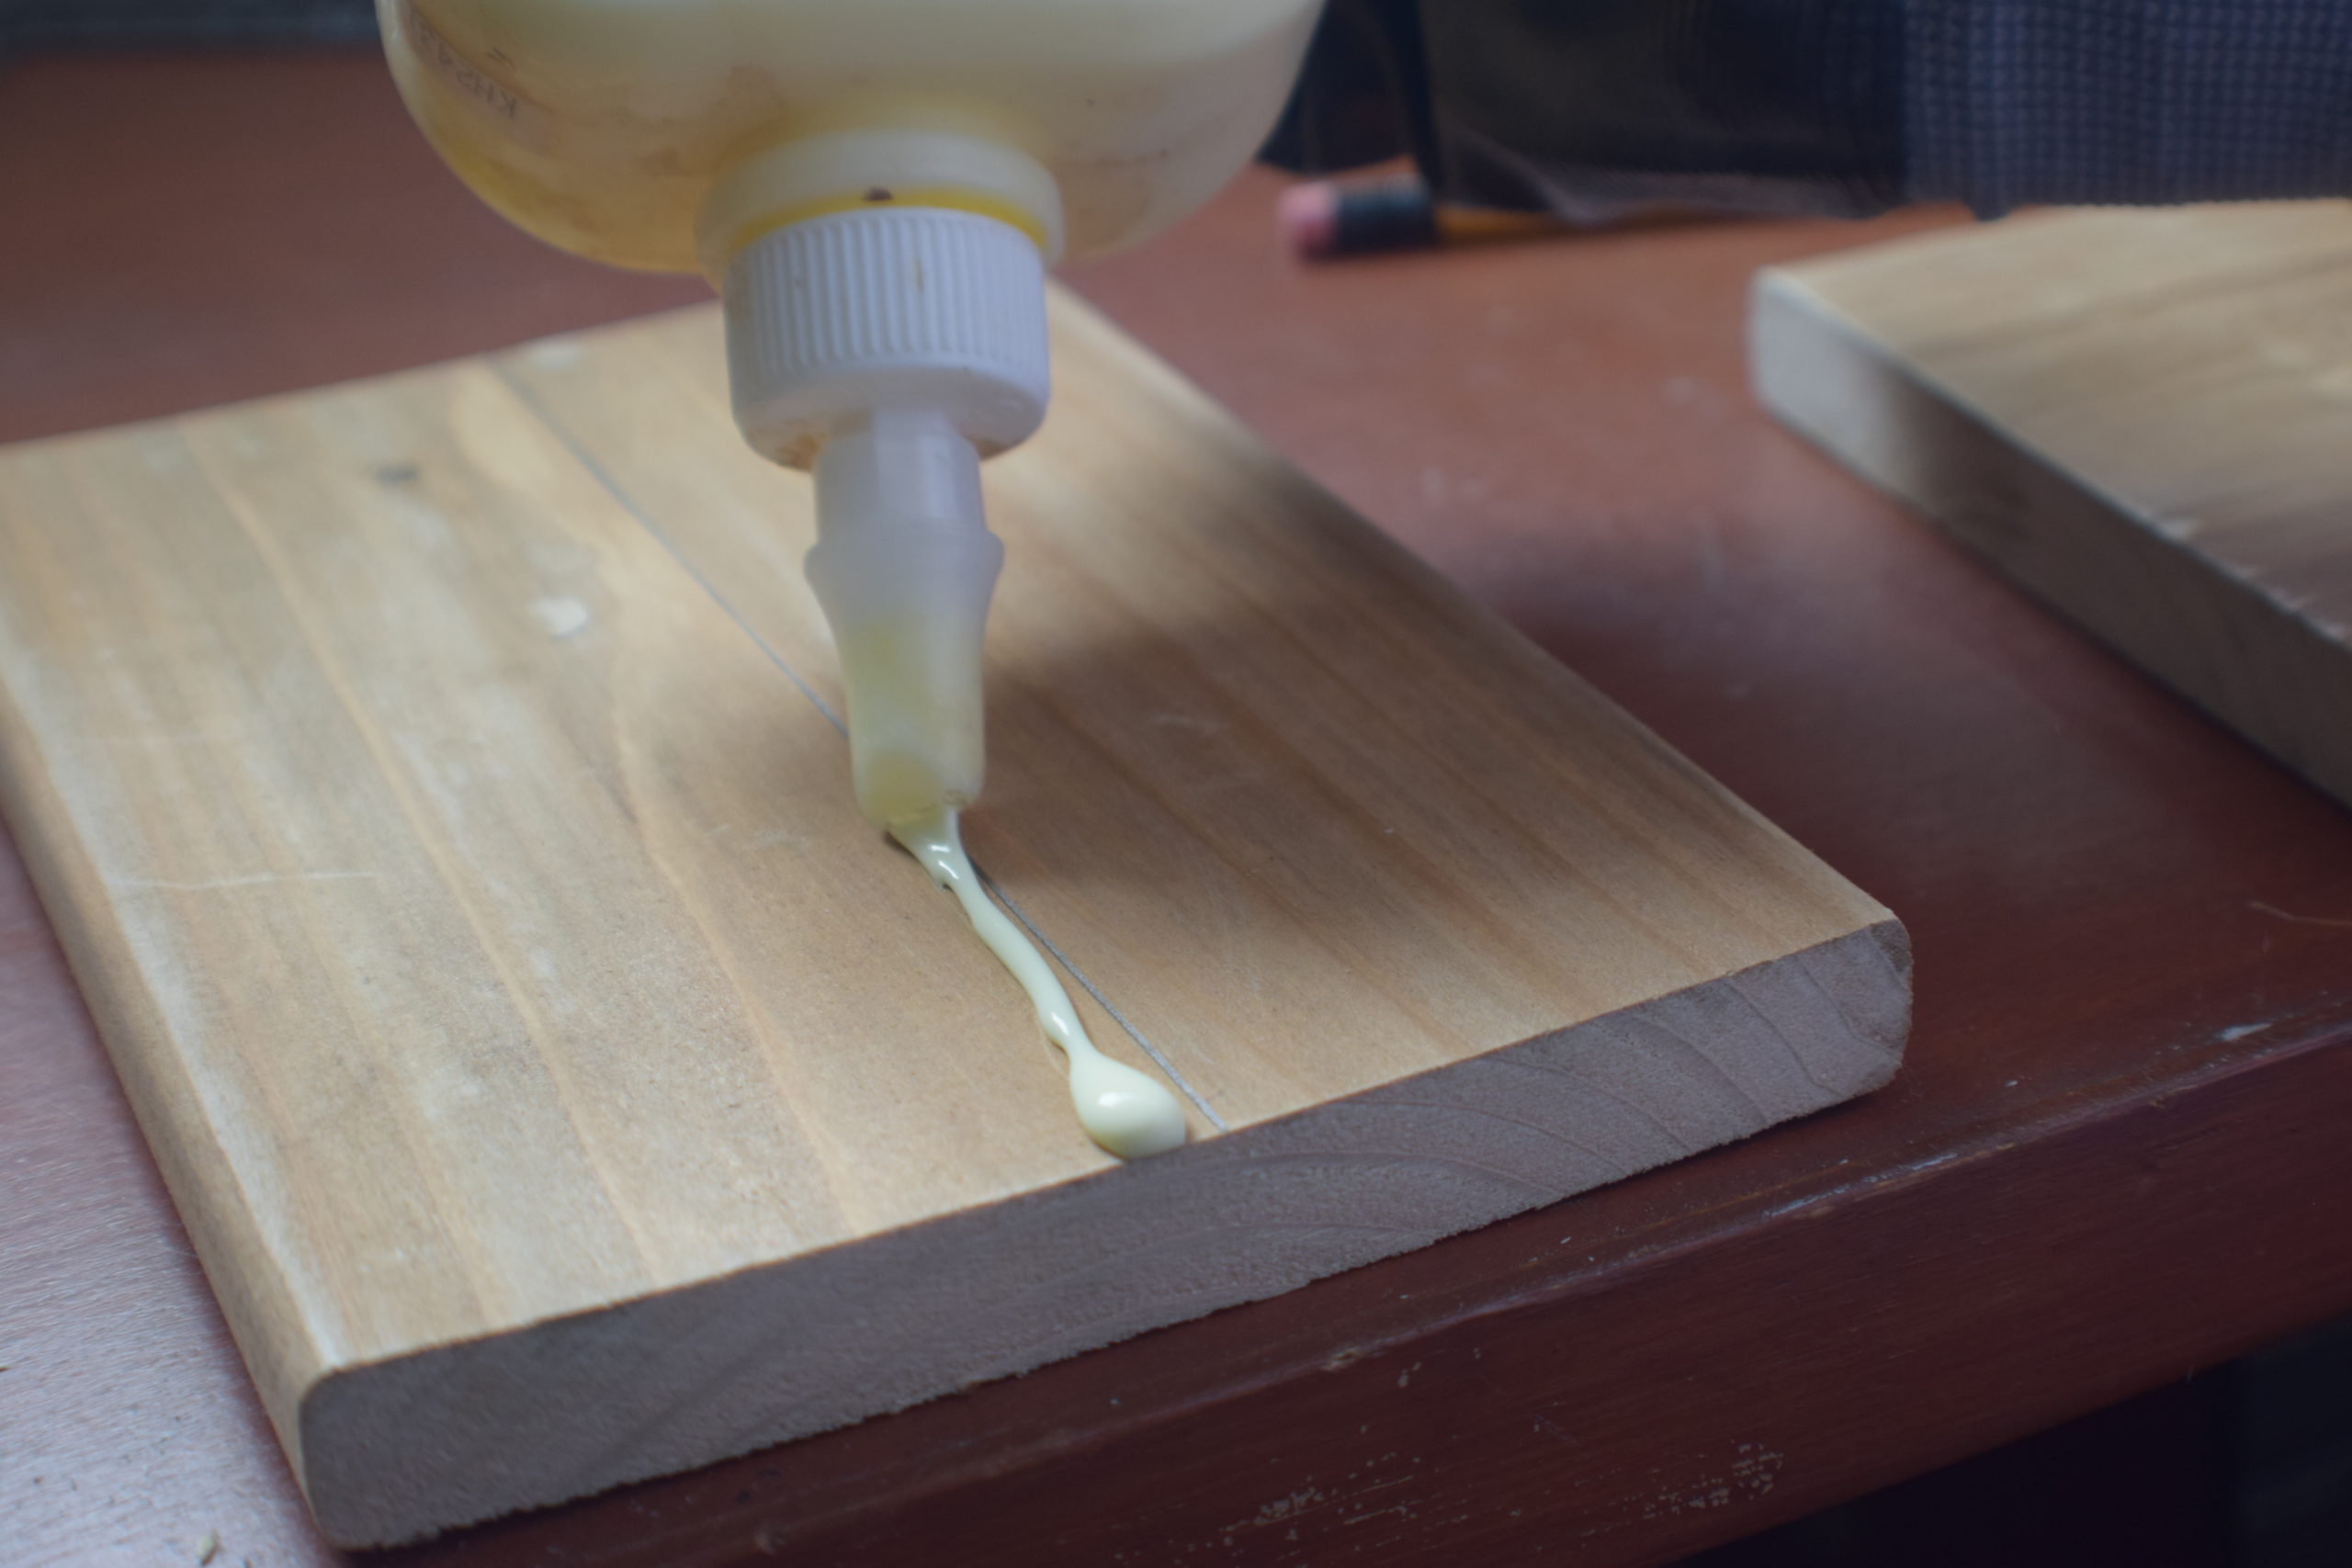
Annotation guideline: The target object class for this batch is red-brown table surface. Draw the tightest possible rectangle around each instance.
[6,52,2351,1568]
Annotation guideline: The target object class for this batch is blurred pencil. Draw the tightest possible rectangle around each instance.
[1276,175,1573,261]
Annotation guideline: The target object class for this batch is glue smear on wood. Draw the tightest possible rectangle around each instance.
[891,810,1188,1160]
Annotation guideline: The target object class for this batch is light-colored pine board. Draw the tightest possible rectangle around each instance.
[0,293,1907,1547]
[1752,203,2352,808]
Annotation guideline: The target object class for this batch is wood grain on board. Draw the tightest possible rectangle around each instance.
[1752,202,2352,808]
[0,291,1905,1546]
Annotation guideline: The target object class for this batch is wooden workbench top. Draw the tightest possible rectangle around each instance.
[7,52,2352,1568]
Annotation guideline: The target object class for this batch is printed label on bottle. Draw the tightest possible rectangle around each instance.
[399,0,553,149]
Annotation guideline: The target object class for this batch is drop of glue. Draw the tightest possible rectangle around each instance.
[891,810,1188,1160]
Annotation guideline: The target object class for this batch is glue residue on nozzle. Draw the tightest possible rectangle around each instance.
[831,615,986,828]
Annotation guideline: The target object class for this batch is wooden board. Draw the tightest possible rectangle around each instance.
[1752,203,2352,810]
[0,292,1907,1548]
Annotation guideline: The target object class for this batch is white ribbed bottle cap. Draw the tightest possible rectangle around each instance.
[723,206,1051,469]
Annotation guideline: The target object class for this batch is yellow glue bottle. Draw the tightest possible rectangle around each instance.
[379,1,1320,1159]
[379,0,1322,828]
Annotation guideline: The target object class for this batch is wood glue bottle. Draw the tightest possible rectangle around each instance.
[379,0,1325,827]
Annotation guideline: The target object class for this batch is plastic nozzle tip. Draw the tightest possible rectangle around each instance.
[806,409,1005,829]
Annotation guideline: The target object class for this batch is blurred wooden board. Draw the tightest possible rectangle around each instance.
[0,292,1906,1547]
[1754,203,2352,808]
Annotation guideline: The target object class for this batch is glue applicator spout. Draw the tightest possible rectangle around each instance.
[806,408,1004,829]
[713,159,1055,829]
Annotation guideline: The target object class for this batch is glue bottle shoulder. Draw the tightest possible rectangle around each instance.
[378,0,1324,277]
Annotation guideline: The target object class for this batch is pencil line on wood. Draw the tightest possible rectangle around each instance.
[983,869,1230,1132]
[492,362,848,737]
